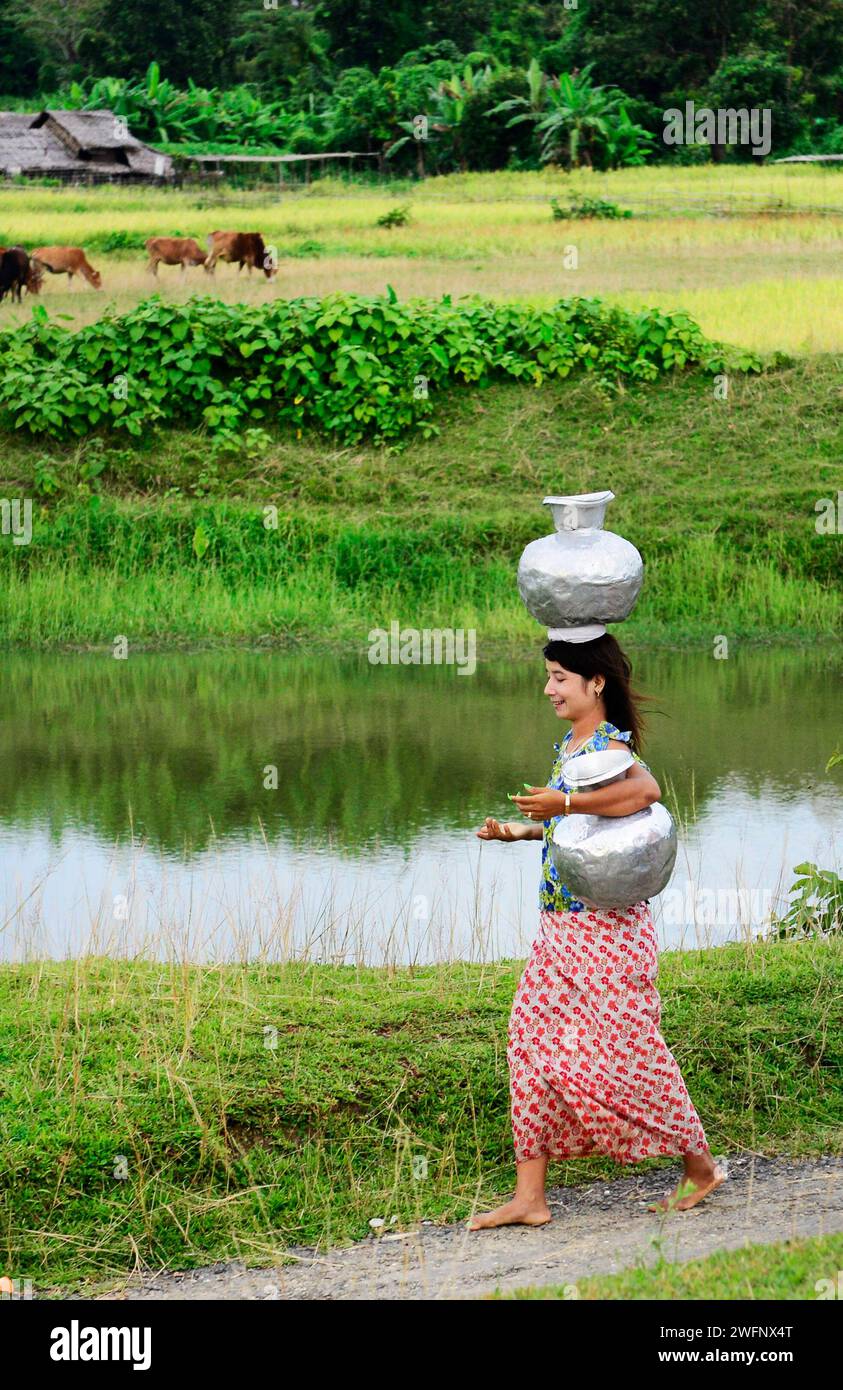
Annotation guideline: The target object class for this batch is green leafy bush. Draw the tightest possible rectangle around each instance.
[770,863,843,939]
[376,205,412,228]
[284,240,327,258]
[551,194,632,220]
[0,291,758,446]
[88,230,166,254]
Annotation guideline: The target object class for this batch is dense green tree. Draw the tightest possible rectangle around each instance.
[425,63,497,171]
[312,0,488,70]
[703,47,810,155]
[460,70,537,169]
[761,0,843,81]
[93,0,242,87]
[396,41,466,70]
[5,0,105,86]
[7,0,843,159]
[552,0,762,105]
[329,65,400,151]
[232,2,332,100]
[0,0,41,95]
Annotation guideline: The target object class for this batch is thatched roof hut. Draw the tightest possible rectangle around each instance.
[0,109,173,182]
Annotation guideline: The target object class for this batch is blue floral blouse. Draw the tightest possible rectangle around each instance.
[539,719,650,914]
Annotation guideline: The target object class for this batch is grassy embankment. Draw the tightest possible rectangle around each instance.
[0,357,840,649]
[2,167,843,350]
[0,169,841,650]
[1,934,840,1295]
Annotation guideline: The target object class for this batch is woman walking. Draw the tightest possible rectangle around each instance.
[470,634,725,1229]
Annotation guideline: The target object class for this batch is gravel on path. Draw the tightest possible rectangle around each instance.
[50,1153,843,1302]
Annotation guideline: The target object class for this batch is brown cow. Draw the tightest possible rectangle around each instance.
[204,230,277,279]
[32,246,102,289]
[146,236,209,275]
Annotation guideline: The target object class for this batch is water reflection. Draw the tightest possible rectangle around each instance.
[0,645,840,962]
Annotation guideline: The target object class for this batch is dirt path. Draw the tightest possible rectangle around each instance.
[52,1153,840,1302]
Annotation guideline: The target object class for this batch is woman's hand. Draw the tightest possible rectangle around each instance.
[476,817,535,842]
[510,787,566,820]
[514,764,662,821]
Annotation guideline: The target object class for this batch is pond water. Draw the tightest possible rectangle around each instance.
[0,645,840,964]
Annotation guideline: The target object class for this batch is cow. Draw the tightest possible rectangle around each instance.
[0,247,44,296]
[25,256,44,295]
[204,230,277,279]
[31,246,102,289]
[145,236,209,276]
[0,246,30,303]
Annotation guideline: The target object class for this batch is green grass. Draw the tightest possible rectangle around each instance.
[1,359,840,648]
[498,1231,843,1300]
[1,933,840,1293]
[0,538,835,650]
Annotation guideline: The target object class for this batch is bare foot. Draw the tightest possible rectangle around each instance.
[467,1197,552,1230]
[647,1166,727,1213]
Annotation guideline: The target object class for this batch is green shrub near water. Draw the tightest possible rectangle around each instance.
[0,292,760,445]
[0,505,837,648]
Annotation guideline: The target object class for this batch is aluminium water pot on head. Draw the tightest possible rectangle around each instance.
[517,491,644,637]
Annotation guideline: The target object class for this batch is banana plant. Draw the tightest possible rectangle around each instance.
[535,66,622,169]
[487,60,646,169]
[386,65,493,173]
[486,56,546,125]
[384,119,429,176]
[429,64,495,172]
[56,57,328,150]
[600,105,656,168]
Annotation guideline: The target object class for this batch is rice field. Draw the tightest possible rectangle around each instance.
[2,166,843,351]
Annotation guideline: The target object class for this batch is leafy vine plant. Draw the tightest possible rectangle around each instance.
[0,293,759,446]
[769,748,843,940]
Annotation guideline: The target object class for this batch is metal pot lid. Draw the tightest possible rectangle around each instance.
[564,748,635,787]
[542,491,614,506]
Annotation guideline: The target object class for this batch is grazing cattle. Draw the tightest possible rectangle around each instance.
[204,230,277,278]
[0,246,30,303]
[146,236,209,275]
[25,256,44,295]
[32,245,102,289]
[0,247,42,296]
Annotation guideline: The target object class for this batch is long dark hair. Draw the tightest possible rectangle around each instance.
[542,633,651,753]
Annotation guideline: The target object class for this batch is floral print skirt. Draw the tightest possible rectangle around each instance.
[507,903,709,1164]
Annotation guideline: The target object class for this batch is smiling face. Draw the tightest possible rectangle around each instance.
[543,658,601,722]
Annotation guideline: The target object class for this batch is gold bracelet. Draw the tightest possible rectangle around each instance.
[564,792,571,815]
